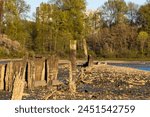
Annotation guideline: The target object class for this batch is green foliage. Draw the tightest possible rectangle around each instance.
[34,0,86,56]
[3,0,30,48]
[138,3,150,33]
[138,31,149,41]
[0,46,25,58]
[138,31,149,55]
[127,2,139,25]
[101,0,128,26]
[1,0,150,59]
[0,47,9,57]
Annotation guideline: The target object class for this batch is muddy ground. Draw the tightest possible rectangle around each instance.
[0,62,150,100]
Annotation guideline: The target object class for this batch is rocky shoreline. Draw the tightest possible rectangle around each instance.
[0,63,150,100]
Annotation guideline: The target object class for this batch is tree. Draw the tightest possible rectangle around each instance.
[61,0,86,40]
[35,0,86,56]
[138,3,150,33]
[0,0,4,34]
[3,0,30,48]
[101,0,128,27]
[127,2,139,25]
[138,31,149,55]
[35,3,53,53]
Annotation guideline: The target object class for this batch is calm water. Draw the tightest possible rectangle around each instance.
[109,63,150,71]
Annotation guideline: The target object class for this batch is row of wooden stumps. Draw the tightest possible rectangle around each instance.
[0,55,60,100]
[0,40,79,100]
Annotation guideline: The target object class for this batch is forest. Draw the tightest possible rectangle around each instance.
[0,0,150,59]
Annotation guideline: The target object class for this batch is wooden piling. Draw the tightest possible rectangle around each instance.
[5,62,13,91]
[0,64,5,90]
[34,57,45,81]
[34,57,46,87]
[8,62,13,92]
[47,55,59,86]
[87,55,93,67]
[69,40,77,93]
[27,60,35,90]
[11,60,26,100]
[11,74,25,100]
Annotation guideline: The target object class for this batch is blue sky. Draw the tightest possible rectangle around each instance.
[25,0,146,18]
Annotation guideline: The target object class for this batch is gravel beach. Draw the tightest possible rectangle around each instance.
[0,62,150,100]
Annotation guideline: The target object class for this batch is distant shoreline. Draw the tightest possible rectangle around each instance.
[0,58,22,62]
[0,58,150,64]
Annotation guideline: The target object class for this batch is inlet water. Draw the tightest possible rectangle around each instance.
[109,63,150,71]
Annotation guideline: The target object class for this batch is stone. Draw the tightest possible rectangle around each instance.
[34,80,47,87]
[52,80,62,86]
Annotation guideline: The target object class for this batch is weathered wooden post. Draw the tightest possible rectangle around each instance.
[27,60,35,90]
[47,55,60,88]
[5,62,13,91]
[34,57,46,87]
[8,62,13,92]
[11,74,25,100]
[69,40,77,93]
[11,61,26,100]
[87,55,93,67]
[0,64,5,90]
